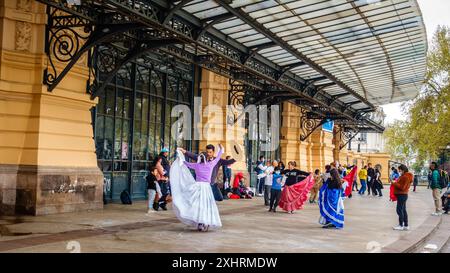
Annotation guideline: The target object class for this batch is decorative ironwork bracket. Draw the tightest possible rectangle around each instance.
[336,126,361,150]
[90,38,182,99]
[44,5,146,92]
[299,108,330,141]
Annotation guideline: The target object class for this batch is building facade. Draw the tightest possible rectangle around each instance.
[0,0,427,215]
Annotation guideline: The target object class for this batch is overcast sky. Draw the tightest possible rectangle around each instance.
[382,0,450,125]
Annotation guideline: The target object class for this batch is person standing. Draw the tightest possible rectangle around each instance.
[154,156,169,210]
[222,156,233,197]
[392,164,413,231]
[310,169,323,204]
[429,162,442,216]
[255,156,266,197]
[389,167,400,183]
[268,167,283,213]
[263,160,277,206]
[146,166,162,214]
[367,163,375,196]
[179,144,236,202]
[358,166,368,195]
[373,166,383,197]
[413,173,419,192]
[279,161,285,171]
[159,147,171,177]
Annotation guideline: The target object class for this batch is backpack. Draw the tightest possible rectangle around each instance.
[120,190,132,205]
[439,170,449,189]
[254,161,261,173]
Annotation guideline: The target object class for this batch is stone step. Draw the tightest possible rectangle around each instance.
[382,215,442,253]
[415,215,450,253]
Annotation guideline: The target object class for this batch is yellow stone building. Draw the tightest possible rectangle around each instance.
[0,0,428,216]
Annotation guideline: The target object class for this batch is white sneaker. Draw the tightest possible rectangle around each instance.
[146,209,154,214]
[403,226,410,231]
[393,225,404,231]
[431,212,442,216]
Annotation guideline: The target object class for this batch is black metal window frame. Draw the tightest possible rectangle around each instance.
[94,54,196,201]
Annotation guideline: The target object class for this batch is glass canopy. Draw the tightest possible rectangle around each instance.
[180,0,427,106]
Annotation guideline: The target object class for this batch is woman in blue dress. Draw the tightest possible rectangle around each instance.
[319,163,345,229]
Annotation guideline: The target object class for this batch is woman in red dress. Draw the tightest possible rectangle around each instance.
[278,161,315,214]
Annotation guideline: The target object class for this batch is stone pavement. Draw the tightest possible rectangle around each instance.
[0,187,448,253]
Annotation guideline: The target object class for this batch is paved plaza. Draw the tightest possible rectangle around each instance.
[0,187,447,253]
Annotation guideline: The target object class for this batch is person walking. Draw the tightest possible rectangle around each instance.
[358,166,368,195]
[392,164,413,231]
[429,162,442,216]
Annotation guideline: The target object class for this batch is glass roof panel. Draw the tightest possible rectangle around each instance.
[182,0,427,105]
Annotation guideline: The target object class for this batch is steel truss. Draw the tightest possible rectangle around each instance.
[37,0,384,134]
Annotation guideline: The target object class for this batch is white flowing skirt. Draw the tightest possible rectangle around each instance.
[170,151,222,229]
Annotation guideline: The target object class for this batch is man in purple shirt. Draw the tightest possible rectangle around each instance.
[179,144,236,201]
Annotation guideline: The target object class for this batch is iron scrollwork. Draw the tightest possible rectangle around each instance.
[44,6,93,90]
[299,108,328,141]
[337,126,361,150]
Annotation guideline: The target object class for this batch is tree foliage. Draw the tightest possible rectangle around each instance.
[384,120,415,166]
[384,26,450,164]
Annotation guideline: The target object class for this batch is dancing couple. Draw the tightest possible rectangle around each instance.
[170,144,225,232]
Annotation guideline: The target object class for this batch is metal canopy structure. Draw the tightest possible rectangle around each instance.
[36,0,428,138]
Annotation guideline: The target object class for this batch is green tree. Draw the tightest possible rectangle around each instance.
[385,26,450,165]
[384,120,415,166]
[408,26,450,160]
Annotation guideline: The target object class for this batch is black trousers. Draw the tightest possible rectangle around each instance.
[372,181,383,196]
[396,194,408,226]
[269,189,282,211]
[158,181,169,206]
[367,180,372,195]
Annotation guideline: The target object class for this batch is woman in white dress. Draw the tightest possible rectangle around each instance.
[169,144,224,232]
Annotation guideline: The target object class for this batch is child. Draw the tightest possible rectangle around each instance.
[310,169,323,204]
[269,167,283,213]
[146,167,162,214]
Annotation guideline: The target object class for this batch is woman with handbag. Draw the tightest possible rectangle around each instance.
[391,165,413,230]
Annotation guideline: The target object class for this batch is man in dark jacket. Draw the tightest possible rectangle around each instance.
[179,144,236,201]
[367,163,375,196]
[159,148,171,176]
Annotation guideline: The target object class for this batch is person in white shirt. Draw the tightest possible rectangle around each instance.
[256,158,268,197]
[264,160,278,206]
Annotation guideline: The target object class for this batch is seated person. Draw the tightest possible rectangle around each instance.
[232,172,253,199]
